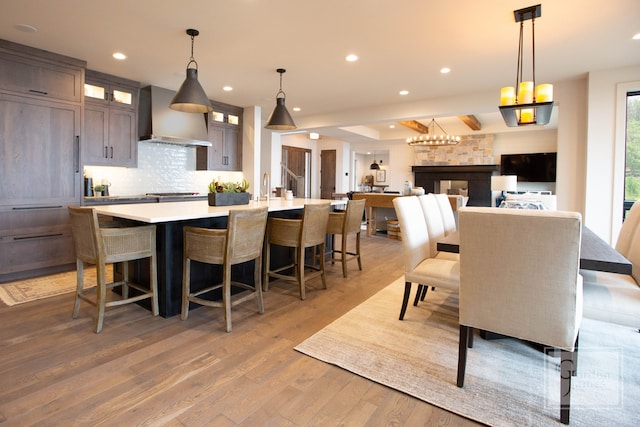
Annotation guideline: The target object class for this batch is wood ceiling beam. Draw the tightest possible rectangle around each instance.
[458,115,481,131]
[398,120,429,134]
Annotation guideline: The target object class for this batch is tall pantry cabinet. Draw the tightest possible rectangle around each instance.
[0,39,85,281]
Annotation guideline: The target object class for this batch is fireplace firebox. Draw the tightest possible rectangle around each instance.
[411,165,500,207]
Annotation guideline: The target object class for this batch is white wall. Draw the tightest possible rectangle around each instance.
[585,65,640,242]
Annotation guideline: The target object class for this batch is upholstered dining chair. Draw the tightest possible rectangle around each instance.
[392,196,460,320]
[68,206,159,333]
[326,199,366,278]
[263,203,330,300]
[582,200,640,329]
[414,194,460,303]
[456,207,582,425]
[418,194,459,261]
[181,206,268,332]
[434,193,457,235]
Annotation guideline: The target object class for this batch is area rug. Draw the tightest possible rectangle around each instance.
[295,277,640,426]
[0,266,107,306]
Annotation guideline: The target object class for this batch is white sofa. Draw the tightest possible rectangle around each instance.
[505,192,557,210]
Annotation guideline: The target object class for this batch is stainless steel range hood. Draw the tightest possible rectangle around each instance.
[138,85,212,147]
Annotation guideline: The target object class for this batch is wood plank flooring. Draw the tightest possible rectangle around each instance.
[0,233,481,426]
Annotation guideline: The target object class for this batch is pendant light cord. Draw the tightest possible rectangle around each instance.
[276,69,286,99]
[187,29,198,70]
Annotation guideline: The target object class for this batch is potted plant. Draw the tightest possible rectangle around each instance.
[207,178,251,206]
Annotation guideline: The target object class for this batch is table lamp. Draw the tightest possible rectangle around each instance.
[491,175,518,207]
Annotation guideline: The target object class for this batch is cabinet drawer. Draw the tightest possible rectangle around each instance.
[0,51,83,103]
[0,205,70,233]
[0,227,75,275]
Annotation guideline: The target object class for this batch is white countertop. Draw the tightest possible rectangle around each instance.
[93,197,337,223]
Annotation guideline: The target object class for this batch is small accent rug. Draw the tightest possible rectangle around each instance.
[0,266,107,306]
[295,277,640,426]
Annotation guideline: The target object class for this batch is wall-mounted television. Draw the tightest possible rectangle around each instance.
[500,152,557,182]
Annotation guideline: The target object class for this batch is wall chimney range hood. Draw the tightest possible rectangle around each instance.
[138,85,212,147]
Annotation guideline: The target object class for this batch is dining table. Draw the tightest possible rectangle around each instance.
[437,225,632,275]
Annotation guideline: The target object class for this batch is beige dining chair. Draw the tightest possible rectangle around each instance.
[181,206,268,332]
[418,194,459,261]
[326,199,366,278]
[457,207,582,425]
[434,193,457,235]
[415,194,459,303]
[68,206,159,333]
[263,203,330,300]
[582,200,640,329]
[392,196,460,320]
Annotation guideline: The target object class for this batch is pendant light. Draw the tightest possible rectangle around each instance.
[170,29,213,113]
[265,68,296,130]
[498,4,553,127]
[369,153,380,170]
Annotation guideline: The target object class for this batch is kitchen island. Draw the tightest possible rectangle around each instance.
[93,198,337,317]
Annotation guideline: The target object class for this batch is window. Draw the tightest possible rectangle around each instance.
[624,91,640,218]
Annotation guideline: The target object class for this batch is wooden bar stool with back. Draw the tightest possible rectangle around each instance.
[68,206,159,333]
[181,206,269,332]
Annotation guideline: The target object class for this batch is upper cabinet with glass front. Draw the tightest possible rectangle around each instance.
[84,69,138,110]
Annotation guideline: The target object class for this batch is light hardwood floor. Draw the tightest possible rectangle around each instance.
[0,233,481,426]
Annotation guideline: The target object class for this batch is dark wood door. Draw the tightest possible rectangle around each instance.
[320,149,336,199]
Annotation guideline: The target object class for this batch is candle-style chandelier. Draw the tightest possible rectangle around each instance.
[498,4,553,127]
[406,118,461,146]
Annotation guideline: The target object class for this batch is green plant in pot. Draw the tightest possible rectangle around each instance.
[207,179,251,206]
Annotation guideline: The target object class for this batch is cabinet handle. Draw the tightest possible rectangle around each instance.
[28,89,48,96]
[104,146,109,159]
[75,136,80,173]
[13,233,64,241]
[110,147,113,158]
[12,205,63,210]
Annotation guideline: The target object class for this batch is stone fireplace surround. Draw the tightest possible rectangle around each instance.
[412,165,500,207]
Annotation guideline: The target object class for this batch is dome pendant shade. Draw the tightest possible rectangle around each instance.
[170,68,213,113]
[265,97,296,130]
[369,161,380,170]
[265,68,296,130]
[169,28,213,113]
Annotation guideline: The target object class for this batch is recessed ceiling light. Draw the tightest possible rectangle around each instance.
[399,90,409,96]
[112,52,126,60]
[293,107,301,112]
[345,54,359,62]
[389,125,395,129]
[440,67,451,74]
[633,33,640,40]
[223,86,233,91]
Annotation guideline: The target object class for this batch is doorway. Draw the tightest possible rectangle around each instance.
[320,149,337,199]
[281,145,311,198]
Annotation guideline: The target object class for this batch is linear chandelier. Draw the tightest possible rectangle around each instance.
[499,4,553,127]
[406,118,461,146]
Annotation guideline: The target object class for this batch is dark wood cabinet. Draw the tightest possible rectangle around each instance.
[196,100,243,171]
[83,70,139,167]
[0,40,83,103]
[0,39,84,281]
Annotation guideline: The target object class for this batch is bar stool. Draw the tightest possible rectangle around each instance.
[326,199,365,277]
[68,206,159,333]
[181,206,268,332]
[263,203,330,300]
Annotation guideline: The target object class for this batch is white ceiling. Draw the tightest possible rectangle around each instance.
[1,0,638,144]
